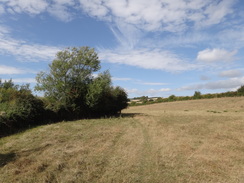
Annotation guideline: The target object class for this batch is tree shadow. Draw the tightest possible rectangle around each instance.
[0,152,16,167]
[120,113,143,118]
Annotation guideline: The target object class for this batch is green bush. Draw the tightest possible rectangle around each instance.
[0,80,48,137]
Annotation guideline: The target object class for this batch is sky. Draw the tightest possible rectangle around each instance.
[0,0,244,98]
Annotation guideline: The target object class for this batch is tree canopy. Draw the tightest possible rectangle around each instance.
[237,85,244,94]
[35,46,128,119]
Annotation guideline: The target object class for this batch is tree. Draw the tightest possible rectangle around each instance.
[35,47,128,118]
[35,47,100,115]
[140,96,148,104]
[168,95,176,101]
[237,85,244,95]
[0,80,46,136]
[86,71,112,110]
[111,86,128,114]
[193,91,201,99]
[86,71,128,116]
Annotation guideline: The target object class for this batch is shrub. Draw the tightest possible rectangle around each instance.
[0,80,48,137]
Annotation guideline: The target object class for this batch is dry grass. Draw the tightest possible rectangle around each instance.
[0,97,244,182]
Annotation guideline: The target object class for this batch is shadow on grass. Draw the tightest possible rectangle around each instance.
[0,113,143,138]
[0,152,16,167]
[120,113,143,118]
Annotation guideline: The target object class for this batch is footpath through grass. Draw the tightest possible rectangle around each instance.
[0,97,244,183]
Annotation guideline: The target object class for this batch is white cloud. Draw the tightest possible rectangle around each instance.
[99,48,195,72]
[126,88,140,95]
[178,77,244,91]
[0,25,10,36]
[159,88,171,92]
[112,77,132,81]
[0,0,241,50]
[78,0,109,18]
[12,78,36,83]
[200,75,211,81]
[78,0,237,48]
[0,33,60,62]
[217,26,244,49]
[197,48,237,63]
[47,0,76,22]
[145,24,244,50]
[110,22,143,49]
[0,1,238,33]
[197,0,235,27]
[0,0,75,21]
[140,82,168,86]
[48,4,73,22]
[0,4,5,14]
[219,69,242,78]
[0,0,242,72]
[79,0,235,32]
[0,65,25,74]
[126,87,171,97]
[4,0,48,15]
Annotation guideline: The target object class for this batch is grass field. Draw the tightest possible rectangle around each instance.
[0,97,244,183]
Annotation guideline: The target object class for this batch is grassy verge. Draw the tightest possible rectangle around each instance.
[0,97,244,182]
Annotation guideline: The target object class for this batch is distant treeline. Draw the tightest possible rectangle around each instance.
[129,87,244,106]
[0,47,128,137]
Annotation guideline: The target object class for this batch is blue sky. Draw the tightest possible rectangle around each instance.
[0,0,244,98]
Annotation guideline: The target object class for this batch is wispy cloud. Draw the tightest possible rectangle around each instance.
[110,22,143,49]
[139,82,168,86]
[178,77,244,91]
[79,0,236,32]
[47,0,76,22]
[3,0,48,15]
[99,48,195,72]
[197,48,237,63]
[195,0,235,28]
[218,69,243,78]
[0,65,30,75]
[126,87,171,97]
[0,0,75,21]
[200,75,211,81]
[0,4,5,14]
[112,77,132,81]
[0,0,242,73]
[12,78,36,83]
[0,28,60,62]
[78,0,238,50]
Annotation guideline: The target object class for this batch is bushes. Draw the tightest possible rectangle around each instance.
[35,47,129,119]
[0,47,130,136]
[0,80,48,137]
[85,71,128,117]
[129,87,244,107]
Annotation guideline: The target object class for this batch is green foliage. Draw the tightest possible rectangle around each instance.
[140,96,148,104]
[0,79,46,136]
[86,71,112,109]
[0,47,127,136]
[168,95,176,101]
[35,47,128,119]
[237,85,244,94]
[112,86,128,112]
[193,91,201,99]
[129,85,244,107]
[86,71,128,116]
[35,47,100,110]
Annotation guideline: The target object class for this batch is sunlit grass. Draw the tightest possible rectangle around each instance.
[0,97,244,182]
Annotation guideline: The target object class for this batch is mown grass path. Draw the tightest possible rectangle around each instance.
[0,97,244,182]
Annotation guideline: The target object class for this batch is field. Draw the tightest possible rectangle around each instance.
[0,97,244,183]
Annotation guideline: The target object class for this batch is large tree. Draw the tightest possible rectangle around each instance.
[86,71,128,116]
[35,47,100,113]
[35,46,128,118]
